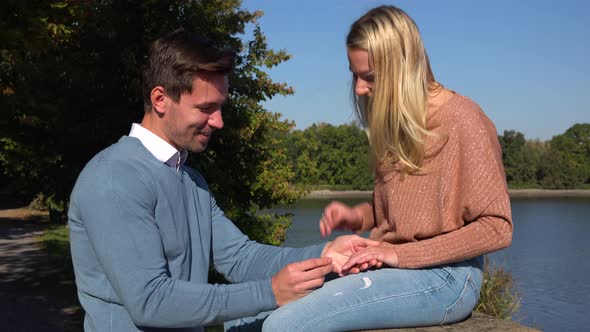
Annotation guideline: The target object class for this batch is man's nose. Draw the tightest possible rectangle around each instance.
[208,110,224,129]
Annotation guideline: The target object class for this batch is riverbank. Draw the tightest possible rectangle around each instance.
[305,189,590,199]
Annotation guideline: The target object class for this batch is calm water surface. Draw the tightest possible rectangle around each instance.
[271,197,590,332]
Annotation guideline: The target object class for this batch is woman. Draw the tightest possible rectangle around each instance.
[262,5,512,331]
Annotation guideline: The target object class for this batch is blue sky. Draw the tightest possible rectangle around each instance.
[241,0,589,140]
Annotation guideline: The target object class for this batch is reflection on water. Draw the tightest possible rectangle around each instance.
[271,197,590,332]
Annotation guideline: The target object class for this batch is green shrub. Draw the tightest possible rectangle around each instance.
[475,258,520,319]
[29,192,48,211]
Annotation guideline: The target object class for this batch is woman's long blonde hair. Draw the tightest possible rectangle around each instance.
[347,5,439,174]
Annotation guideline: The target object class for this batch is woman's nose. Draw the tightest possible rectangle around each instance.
[355,78,372,96]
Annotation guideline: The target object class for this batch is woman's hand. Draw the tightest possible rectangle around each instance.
[341,244,398,275]
[321,235,381,275]
[319,201,366,237]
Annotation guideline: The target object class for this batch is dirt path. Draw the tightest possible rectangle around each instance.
[0,209,81,331]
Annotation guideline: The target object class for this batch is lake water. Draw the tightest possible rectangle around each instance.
[271,197,590,332]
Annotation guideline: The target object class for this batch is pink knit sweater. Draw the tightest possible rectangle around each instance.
[358,93,513,269]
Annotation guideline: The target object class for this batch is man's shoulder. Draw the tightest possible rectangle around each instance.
[78,137,156,184]
[69,137,161,221]
[87,136,150,166]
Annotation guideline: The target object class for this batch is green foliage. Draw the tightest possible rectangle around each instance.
[1,0,82,205]
[498,125,590,189]
[538,123,590,189]
[1,0,299,243]
[476,258,520,319]
[28,192,48,211]
[237,213,292,247]
[499,130,537,185]
[285,122,373,190]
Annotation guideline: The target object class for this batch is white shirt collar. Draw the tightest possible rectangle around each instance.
[129,123,188,170]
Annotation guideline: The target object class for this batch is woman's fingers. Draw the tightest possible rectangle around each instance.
[319,213,333,237]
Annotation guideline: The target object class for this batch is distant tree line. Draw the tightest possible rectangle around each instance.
[285,123,590,190]
[499,124,590,189]
[285,123,373,190]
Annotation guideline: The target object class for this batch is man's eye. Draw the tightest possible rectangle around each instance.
[197,106,215,112]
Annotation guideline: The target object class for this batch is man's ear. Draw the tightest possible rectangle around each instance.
[150,86,167,115]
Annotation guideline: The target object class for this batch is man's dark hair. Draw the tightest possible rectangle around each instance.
[142,29,235,112]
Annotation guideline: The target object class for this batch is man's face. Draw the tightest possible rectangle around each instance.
[164,72,228,153]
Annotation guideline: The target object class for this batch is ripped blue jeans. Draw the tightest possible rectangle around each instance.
[224,256,483,332]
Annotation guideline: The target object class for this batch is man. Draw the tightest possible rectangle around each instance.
[68,30,377,331]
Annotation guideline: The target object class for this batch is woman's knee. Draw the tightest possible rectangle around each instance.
[261,308,288,332]
[261,298,322,332]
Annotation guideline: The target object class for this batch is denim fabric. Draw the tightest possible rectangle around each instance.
[224,256,483,332]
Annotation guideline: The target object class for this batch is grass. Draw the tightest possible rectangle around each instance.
[41,224,71,268]
[40,224,84,331]
[41,224,69,250]
[507,183,543,189]
[297,184,373,191]
[40,224,79,288]
[305,183,590,191]
[508,183,590,190]
[475,258,520,319]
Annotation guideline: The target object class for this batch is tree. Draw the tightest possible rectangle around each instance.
[522,139,547,185]
[0,0,299,244]
[285,130,321,185]
[498,130,528,185]
[539,124,590,188]
[286,122,373,189]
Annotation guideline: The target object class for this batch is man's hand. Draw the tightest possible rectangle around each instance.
[322,235,381,275]
[271,257,334,306]
[341,244,398,275]
[319,201,366,237]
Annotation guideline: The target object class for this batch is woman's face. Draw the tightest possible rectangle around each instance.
[347,48,374,97]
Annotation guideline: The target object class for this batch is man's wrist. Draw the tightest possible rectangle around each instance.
[270,274,281,306]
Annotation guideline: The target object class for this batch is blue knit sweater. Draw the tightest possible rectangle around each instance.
[68,136,324,331]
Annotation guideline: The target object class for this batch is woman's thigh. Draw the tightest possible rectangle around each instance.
[262,260,482,332]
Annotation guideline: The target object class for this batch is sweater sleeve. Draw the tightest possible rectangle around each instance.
[210,193,325,283]
[394,104,513,268]
[70,161,296,328]
[356,198,376,232]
